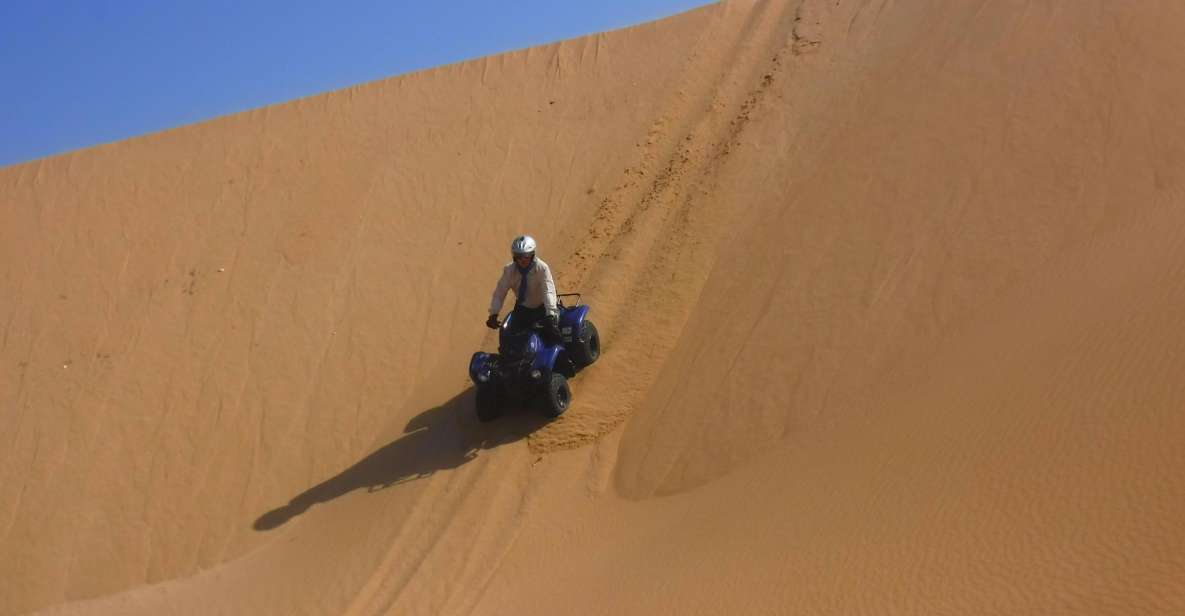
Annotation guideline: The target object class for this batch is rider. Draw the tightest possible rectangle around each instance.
[487,235,561,342]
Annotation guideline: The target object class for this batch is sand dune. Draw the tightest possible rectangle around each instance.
[3,0,1184,614]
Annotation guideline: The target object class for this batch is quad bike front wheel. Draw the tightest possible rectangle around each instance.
[540,373,571,418]
[475,383,502,422]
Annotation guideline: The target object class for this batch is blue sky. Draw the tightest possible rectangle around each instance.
[0,1,712,168]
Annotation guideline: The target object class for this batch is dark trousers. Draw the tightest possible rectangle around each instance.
[509,304,546,333]
[510,304,560,344]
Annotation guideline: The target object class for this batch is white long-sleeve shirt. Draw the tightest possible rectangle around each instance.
[489,258,558,317]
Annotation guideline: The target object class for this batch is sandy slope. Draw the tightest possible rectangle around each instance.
[3,0,1185,614]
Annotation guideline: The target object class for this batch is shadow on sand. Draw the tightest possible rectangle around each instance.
[253,388,548,531]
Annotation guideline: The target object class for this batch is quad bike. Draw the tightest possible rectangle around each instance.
[468,294,601,421]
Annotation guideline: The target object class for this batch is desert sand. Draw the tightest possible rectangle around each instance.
[3,0,1184,613]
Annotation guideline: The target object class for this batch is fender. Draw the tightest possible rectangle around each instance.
[558,305,589,343]
[533,345,562,379]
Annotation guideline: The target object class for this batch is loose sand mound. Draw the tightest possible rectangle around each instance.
[3,1,1184,614]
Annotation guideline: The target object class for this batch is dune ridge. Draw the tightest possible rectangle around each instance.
[4,0,1185,614]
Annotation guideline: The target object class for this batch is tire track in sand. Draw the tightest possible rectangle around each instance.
[348,2,827,609]
[341,398,536,616]
[532,0,816,453]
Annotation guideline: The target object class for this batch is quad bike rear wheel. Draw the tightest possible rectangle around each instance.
[570,320,601,368]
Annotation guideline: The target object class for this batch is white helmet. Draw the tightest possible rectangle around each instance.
[511,235,537,256]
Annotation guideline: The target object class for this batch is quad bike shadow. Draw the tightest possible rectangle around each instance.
[253,387,550,531]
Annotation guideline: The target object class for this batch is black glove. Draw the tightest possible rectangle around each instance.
[486,314,500,330]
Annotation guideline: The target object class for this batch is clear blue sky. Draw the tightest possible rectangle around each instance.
[0,1,712,168]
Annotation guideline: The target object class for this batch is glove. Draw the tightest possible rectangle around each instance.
[486,314,500,330]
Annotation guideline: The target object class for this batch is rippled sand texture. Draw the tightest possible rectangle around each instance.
[3,1,1184,614]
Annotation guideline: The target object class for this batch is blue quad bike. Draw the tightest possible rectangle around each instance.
[468,294,601,422]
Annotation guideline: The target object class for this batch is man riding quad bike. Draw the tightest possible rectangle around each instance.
[469,235,601,421]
